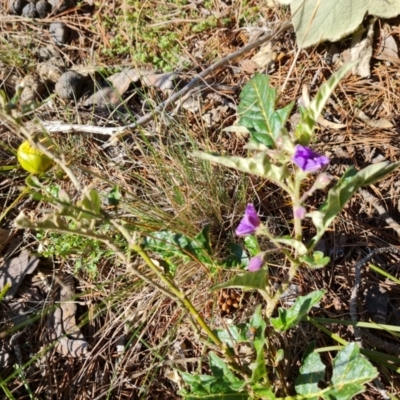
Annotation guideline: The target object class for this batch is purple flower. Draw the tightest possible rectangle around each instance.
[292,145,329,172]
[247,254,264,272]
[236,204,260,236]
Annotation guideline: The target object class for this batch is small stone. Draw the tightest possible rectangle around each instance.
[19,75,46,105]
[21,2,38,18]
[8,0,28,14]
[36,0,51,18]
[49,22,70,46]
[55,71,85,101]
[48,0,75,13]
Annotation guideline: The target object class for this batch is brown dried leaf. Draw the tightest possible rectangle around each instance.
[355,108,393,129]
[349,19,375,77]
[0,251,39,300]
[375,32,399,64]
[251,42,275,69]
[238,59,258,74]
[48,274,89,357]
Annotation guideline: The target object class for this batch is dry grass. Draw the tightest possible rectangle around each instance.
[1,0,400,398]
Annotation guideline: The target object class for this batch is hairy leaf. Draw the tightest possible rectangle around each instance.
[295,350,325,398]
[272,236,308,255]
[211,270,268,292]
[308,161,400,247]
[142,226,213,270]
[192,151,288,184]
[322,343,378,400]
[295,64,353,145]
[237,73,294,147]
[291,0,400,48]
[248,306,268,385]
[271,290,325,331]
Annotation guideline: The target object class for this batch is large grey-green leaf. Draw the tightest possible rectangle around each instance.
[308,161,400,247]
[291,0,400,48]
[295,350,325,399]
[322,343,378,400]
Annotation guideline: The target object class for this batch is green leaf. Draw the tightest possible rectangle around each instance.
[209,352,240,384]
[142,228,213,267]
[211,270,268,292]
[108,185,121,206]
[214,324,249,345]
[308,161,400,247]
[270,102,295,138]
[244,235,260,257]
[323,385,364,400]
[238,74,276,147]
[357,160,400,187]
[181,373,216,396]
[237,74,294,148]
[272,236,307,255]
[295,348,326,398]
[26,174,42,188]
[291,0,400,49]
[322,343,378,400]
[180,354,248,399]
[194,225,213,257]
[295,64,353,145]
[0,283,11,303]
[252,386,276,399]
[248,306,268,384]
[300,251,330,269]
[77,188,101,219]
[222,243,249,268]
[191,151,288,184]
[182,393,249,400]
[270,290,326,332]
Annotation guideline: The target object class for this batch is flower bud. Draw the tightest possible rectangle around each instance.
[247,254,264,272]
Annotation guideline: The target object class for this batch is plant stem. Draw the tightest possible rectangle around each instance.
[131,244,222,345]
[293,174,303,242]
[266,260,299,319]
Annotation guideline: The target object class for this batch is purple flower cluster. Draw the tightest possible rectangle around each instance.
[292,145,329,172]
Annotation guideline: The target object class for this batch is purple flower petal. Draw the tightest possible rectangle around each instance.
[247,254,264,272]
[292,145,329,173]
[294,206,306,219]
[236,204,261,236]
